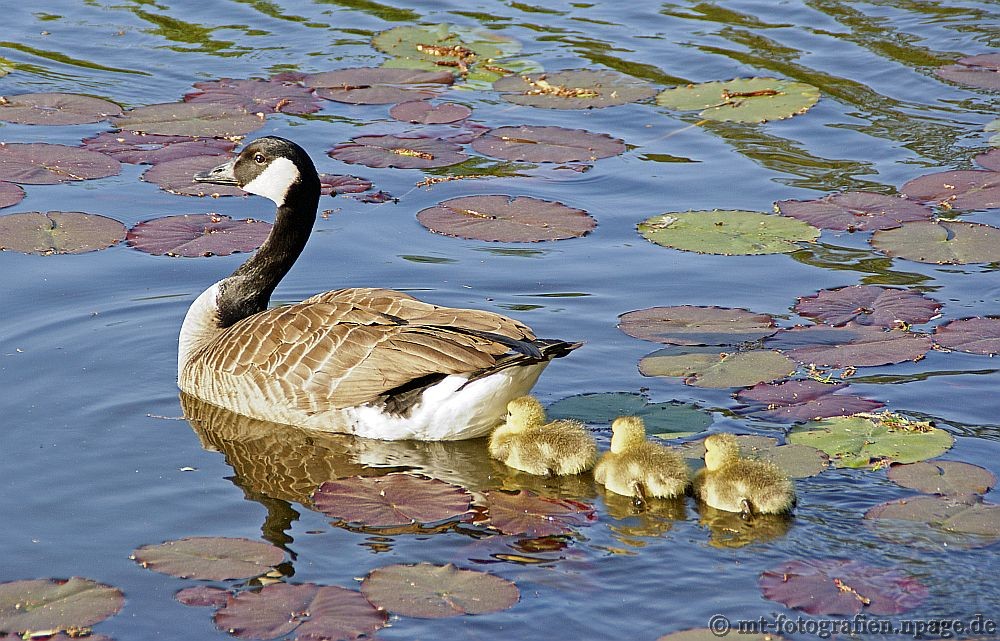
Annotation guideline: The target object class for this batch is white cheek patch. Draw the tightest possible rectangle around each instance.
[243,157,300,204]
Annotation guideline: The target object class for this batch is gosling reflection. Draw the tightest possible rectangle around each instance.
[601,490,687,546]
[694,503,793,548]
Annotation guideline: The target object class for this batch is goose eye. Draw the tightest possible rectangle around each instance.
[253,153,266,164]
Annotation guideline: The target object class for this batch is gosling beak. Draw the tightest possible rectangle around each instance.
[194,157,238,185]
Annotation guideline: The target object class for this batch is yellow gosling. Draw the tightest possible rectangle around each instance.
[593,416,690,500]
[488,396,597,476]
[693,433,795,516]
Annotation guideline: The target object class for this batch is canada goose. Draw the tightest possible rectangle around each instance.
[488,396,597,475]
[692,433,795,516]
[180,137,580,441]
[593,417,690,500]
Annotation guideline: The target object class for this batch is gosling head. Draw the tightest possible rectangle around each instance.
[703,432,741,471]
[610,416,648,454]
[505,396,547,432]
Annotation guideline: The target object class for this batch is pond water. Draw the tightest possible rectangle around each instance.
[2,0,999,639]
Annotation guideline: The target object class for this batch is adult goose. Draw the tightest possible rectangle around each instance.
[179,136,580,441]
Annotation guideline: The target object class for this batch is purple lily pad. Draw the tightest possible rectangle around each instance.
[866,494,1000,547]
[141,155,244,197]
[81,131,236,165]
[0,92,122,125]
[766,323,932,367]
[360,563,519,618]
[901,170,1000,210]
[312,474,472,528]
[176,586,232,608]
[127,214,272,257]
[111,102,266,137]
[736,380,884,422]
[493,70,656,109]
[794,285,941,327]
[0,181,25,209]
[759,558,927,615]
[184,77,322,114]
[935,53,1000,91]
[318,173,372,195]
[305,67,454,105]
[214,583,387,640]
[484,490,596,537]
[887,461,996,496]
[871,221,1000,264]
[471,125,625,163]
[417,194,595,242]
[390,100,472,124]
[975,148,1000,171]
[0,142,120,184]
[618,305,777,346]
[0,577,124,636]
[0,211,125,255]
[775,192,933,232]
[132,537,284,581]
[934,317,1000,355]
[328,134,467,169]
[359,190,396,204]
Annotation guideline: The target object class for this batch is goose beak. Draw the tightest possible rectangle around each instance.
[194,158,238,185]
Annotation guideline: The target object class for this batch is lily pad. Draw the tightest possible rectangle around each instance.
[870,221,1000,264]
[390,100,471,124]
[141,155,244,197]
[618,305,777,346]
[901,170,1000,210]
[483,490,596,537]
[132,537,284,581]
[0,182,25,209]
[372,23,520,67]
[319,173,372,195]
[0,142,120,184]
[417,194,595,242]
[311,474,471,528]
[736,380,884,423]
[934,317,1000,355]
[765,323,932,367]
[328,134,466,169]
[214,583,386,640]
[775,192,932,232]
[638,210,820,255]
[471,125,625,163]
[0,92,121,125]
[887,461,996,496]
[794,285,941,328]
[176,586,231,608]
[546,391,711,437]
[656,77,820,123]
[759,558,927,615]
[788,415,953,468]
[126,214,272,257]
[493,70,655,109]
[865,495,1000,547]
[0,577,124,636]
[81,131,236,165]
[111,102,265,137]
[184,77,321,114]
[935,53,1000,91]
[305,67,454,105]
[679,434,828,478]
[976,147,1000,171]
[639,348,796,388]
[360,563,518,618]
[0,211,125,255]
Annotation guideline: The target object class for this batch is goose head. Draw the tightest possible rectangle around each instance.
[505,396,546,432]
[703,433,740,471]
[609,416,647,454]
[195,136,320,207]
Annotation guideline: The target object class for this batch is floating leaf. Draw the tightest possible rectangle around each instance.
[328,134,466,169]
[656,77,820,123]
[794,285,941,328]
[736,380,883,422]
[484,490,595,536]
[176,586,231,608]
[679,434,828,478]
[935,53,1000,91]
[976,148,1000,171]
[312,474,471,528]
[132,537,284,581]
[870,221,1000,264]
[0,577,124,636]
[493,70,655,109]
[988,119,1000,146]
[304,67,453,105]
[127,214,272,257]
[901,170,1000,210]
[934,317,1000,355]
[887,461,996,496]
[184,77,321,114]
[639,348,796,388]
[0,211,125,255]
[638,210,820,255]
[471,125,625,163]
[111,102,265,137]
[866,495,1000,547]
[141,155,244,197]
[788,415,953,468]
[759,559,926,615]
[766,323,931,367]
[0,92,121,125]
[319,173,372,195]
[0,181,25,209]
[372,23,520,66]
[417,194,595,242]
[361,563,518,618]
[214,583,386,640]
[390,100,471,124]
[546,391,711,437]
[81,131,236,165]
[775,192,932,232]
[0,142,120,184]
[618,305,777,346]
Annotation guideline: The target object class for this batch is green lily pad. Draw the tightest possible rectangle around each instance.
[546,391,711,437]
[866,494,1000,548]
[680,434,828,478]
[0,577,124,637]
[639,348,796,388]
[934,317,1000,355]
[360,563,519,618]
[775,192,932,232]
[887,461,996,496]
[0,181,25,209]
[373,23,520,66]
[111,102,265,138]
[870,221,1000,264]
[131,537,284,580]
[618,305,777,346]
[0,92,122,125]
[416,194,595,242]
[987,118,1000,146]
[0,211,125,255]
[656,77,820,123]
[788,415,953,469]
[493,70,656,109]
[638,210,820,255]
[471,125,625,163]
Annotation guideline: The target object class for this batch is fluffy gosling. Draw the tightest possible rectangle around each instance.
[692,433,795,516]
[593,416,690,500]
[488,396,597,476]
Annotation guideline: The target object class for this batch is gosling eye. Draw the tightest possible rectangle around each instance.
[253,153,266,164]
